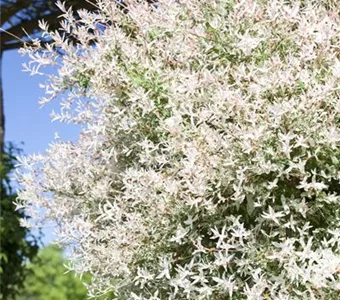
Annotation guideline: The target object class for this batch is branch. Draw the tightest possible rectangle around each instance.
[1,12,61,45]
[1,0,98,51]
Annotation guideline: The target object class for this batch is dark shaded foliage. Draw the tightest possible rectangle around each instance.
[0,143,40,299]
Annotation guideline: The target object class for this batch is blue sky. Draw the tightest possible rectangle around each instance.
[3,49,81,245]
[3,50,80,154]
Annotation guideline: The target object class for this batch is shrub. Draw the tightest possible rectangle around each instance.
[16,0,340,299]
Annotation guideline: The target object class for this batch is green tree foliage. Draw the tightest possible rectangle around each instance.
[17,245,115,300]
[16,245,89,300]
[0,143,39,299]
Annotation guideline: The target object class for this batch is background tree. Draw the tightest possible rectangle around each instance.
[17,244,115,300]
[0,143,39,299]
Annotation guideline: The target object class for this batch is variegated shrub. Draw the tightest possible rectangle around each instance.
[16,0,340,299]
